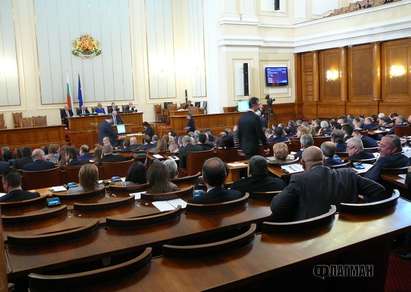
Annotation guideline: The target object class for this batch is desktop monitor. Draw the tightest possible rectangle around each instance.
[116,124,126,134]
[237,100,249,112]
[265,67,288,86]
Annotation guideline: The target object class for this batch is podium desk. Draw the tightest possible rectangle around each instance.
[0,125,65,150]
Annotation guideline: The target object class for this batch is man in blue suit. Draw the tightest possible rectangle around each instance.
[22,149,55,171]
[191,157,242,204]
[98,117,117,146]
[0,171,40,202]
[364,135,409,182]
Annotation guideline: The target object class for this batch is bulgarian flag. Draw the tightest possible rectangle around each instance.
[66,77,73,109]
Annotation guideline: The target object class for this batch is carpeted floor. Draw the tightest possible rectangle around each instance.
[385,254,411,292]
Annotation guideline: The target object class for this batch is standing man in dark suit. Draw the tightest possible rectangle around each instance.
[98,117,117,146]
[270,146,386,222]
[191,157,242,204]
[185,114,196,133]
[0,171,40,202]
[238,97,267,158]
[143,122,155,138]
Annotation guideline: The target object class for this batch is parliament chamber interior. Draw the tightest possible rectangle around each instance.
[1,0,411,291]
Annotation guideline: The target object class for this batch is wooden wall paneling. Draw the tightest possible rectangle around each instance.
[346,43,379,116]
[271,103,296,125]
[381,38,411,103]
[301,52,318,119]
[294,54,303,119]
[318,48,345,118]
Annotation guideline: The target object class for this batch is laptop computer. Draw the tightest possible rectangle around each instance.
[116,124,126,134]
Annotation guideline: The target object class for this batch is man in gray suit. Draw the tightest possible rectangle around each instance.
[270,146,386,222]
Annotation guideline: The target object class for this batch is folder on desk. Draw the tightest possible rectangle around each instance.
[281,164,304,174]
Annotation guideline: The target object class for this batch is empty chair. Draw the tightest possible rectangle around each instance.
[33,116,47,127]
[7,218,98,245]
[22,167,62,190]
[141,186,193,201]
[262,205,336,233]
[21,117,33,128]
[339,191,400,214]
[99,160,134,180]
[73,196,134,212]
[2,205,67,224]
[106,206,183,228]
[27,248,152,292]
[186,193,249,212]
[0,196,46,210]
[12,112,23,128]
[186,149,214,175]
[162,224,256,257]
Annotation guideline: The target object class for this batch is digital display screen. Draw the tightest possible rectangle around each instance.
[237,100,249,112]
[265,67,288,86]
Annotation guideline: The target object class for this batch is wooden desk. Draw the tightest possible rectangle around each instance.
[5,198,271,279]
[169,112,242,135]
[0,126,65,150]
[91,198,411,292]
[67,112,143,147]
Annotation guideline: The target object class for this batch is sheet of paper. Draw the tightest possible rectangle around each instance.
[152,201,176,212]
[281,164,304,174]
[399,174,406,179]
[50,186,67,192]
[153,154,164,159]
[130,191,146,200]
[0,193,7,198]
[167,198,187,209]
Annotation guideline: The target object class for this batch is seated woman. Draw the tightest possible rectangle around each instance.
[147,160,178,194]
[69,164,100,193]
[65,146,86,166]
[126,161,147,184]
[46,144,60,164]
[321,141,343,166]
[267,143,293,165]
[163,158,178,180]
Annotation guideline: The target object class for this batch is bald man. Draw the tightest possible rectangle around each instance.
[270,146,386,221]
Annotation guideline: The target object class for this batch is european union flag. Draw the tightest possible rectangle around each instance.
[77,74,83,107]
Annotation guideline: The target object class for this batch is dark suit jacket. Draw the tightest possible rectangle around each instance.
[336,142,347,152]
[191,187,242,204]
[268,136,289,144]
[364,152,409,182]
[186,118,196,132]
[67,158,88,166]
[231,175,286,194]
[78,153,93,162]
[60,109,73,120]
[14,157,33,170]
[0,161,10,174]
[98,120,117,145]
[361,135,378,148]
[238,111,267,157]
[178,144,194,168]
[271,165,386,221]
[100,154,130,163]
[144,127,155,138]
[349,150,374,161]
[22,160,55,171]
[0,189,40,202]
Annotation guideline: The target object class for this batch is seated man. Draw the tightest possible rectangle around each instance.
[352,129,378,148]
[231,155,285,194]
[100,145,130,163]
[346,137,374,161]
[192,133,213,151]
[22,149,55,171]
[321,141,343,166]
[268,126,288,144]
[76,105,90,116]
[295,134,313,159]
[191,157,242,204]
[0,171,40,202]
[126,136,141,152]
[14,147,33,169]
[331,129,346,152]
[364,135,409,182]
[78,145,92,161]
[270,146,386,222]
[178,135,194,168]
[60,105,73,126]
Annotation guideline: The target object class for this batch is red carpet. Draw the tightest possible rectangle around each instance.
[385,254,411,292]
